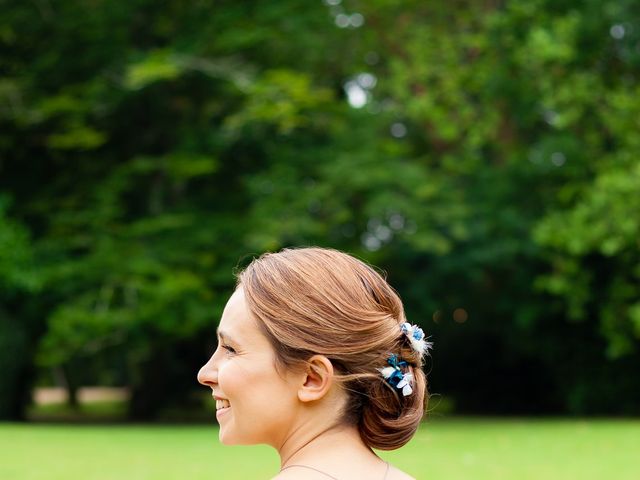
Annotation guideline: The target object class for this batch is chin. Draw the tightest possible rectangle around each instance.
[218,429,236,445]
[218,428,260,446]
[218,427,243,445]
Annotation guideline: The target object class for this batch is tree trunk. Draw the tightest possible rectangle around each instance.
[0,313,31,420]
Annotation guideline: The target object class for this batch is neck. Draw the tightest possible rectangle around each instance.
[278,422,377,469]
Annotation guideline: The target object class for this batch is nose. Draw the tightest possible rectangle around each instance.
[197,352,218,387]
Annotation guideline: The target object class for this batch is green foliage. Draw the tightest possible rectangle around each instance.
[0,0,639,418]
[225,70,335,135]
[536,157,640,358]
[0,198,37,292]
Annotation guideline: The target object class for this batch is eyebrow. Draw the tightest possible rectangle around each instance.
[216,328,240,345]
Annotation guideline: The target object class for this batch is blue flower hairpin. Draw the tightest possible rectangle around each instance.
[400,322,433,356]
[379,354,414,396]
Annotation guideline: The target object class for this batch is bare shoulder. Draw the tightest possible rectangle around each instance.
[271,463,415,480]
[387,464,417,480]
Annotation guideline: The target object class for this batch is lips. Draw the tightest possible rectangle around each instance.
[214,395,231,420]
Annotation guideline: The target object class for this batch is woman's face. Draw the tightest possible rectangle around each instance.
[197,288,300,446]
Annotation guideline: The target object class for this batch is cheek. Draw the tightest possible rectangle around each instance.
[218,359,295,422]
[217,361,245,398]
[217,360,273,407]
[218,362,295,440]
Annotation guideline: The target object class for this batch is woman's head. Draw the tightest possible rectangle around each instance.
[198,288,304,445]
[236,247,429,450]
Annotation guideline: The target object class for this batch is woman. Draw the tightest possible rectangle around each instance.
[198,247,431,479]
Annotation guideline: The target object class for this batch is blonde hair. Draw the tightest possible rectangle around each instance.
[236,247,428,450]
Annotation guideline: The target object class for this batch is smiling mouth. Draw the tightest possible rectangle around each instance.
[216,398,231,411]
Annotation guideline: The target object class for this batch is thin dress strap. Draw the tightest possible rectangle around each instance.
[279,462,390,479]
[279,465,339,479]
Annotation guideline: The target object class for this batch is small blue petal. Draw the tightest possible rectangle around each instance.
[387,354,399,367]
[388,370,403,387]
[413,327,424,341]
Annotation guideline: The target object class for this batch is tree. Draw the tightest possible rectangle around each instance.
[0,198,40,419]
[1,0,638,419]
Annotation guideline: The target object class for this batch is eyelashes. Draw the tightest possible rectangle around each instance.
[221,344,237,355]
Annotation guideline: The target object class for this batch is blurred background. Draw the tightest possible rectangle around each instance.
[1,0,639,477]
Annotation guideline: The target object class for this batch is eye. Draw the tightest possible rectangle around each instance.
[221,344,236,355]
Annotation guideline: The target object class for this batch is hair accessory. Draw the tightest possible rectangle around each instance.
[400,322,432,356]
[379,354,414,396]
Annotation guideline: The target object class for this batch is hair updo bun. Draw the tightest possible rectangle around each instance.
[237,247,430,450]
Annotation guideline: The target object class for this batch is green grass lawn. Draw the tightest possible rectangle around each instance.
[1,417,638,479]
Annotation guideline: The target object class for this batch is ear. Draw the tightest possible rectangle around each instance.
[297,355,334,403]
